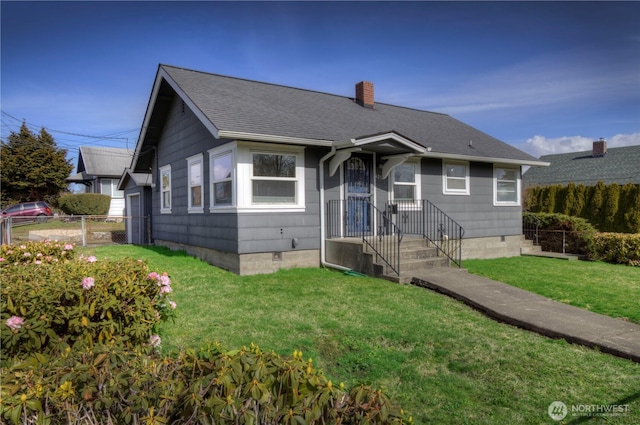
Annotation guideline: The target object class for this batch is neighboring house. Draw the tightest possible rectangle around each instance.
[522,140,640,188]
[127,64,547,276]
[67,146,134,217]
[117,168,152,244]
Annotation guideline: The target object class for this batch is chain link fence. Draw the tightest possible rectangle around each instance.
[0,215,150,246]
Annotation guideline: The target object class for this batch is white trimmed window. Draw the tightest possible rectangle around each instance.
[187,154,204,213]
[392,161,420,205]
[237,142,305,211]
[159,165,172,214]
[443,161,469,195]
[209,147,235,209]
[100,179,124,199]
[494,166,520,206]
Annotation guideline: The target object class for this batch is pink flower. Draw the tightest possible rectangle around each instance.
[19,245,26,250]
[63,244,73,250]
[169,301,177,310]
[6,316,24,330]
[82,277,95,290]
[0,258,5,262]
[150,334,161,347]
[86,256,97,263]
[34,260,42,265]
[147,272,159,280]
[6,250,13,255]
[160,285,173,294]
[36,253,43,258]
[159,275,171,286]
[23,252,31,257]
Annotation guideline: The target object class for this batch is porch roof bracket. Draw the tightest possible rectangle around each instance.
[380,153,412,179]
[328,147,361,177]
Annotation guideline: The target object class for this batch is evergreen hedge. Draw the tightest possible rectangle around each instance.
[58,193,111,216]
[524,182,640,233]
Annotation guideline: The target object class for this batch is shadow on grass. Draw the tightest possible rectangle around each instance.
[137,245,192,258]
[566,391,640,423]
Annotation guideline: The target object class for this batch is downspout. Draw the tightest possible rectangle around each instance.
[319,146,351,271]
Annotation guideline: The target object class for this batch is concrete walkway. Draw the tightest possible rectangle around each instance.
[410,268,640,363]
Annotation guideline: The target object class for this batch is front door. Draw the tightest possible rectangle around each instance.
[345,154,373,236]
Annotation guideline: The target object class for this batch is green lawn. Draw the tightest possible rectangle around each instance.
[464,256,640,324]
[90,246,640,424]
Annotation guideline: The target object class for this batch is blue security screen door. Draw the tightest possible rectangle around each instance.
[345,154,373,236]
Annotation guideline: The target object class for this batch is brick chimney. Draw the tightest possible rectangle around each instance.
[355,81,374,108]
[593,138,607,157]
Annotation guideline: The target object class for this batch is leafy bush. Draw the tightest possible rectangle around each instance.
[1,244,175,362]
[592,233,640,267]
[523,212,597,255]
[58,193,111,215]
[0,343,410,425]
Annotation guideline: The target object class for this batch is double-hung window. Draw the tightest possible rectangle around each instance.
[159,165,172,214]
[443,161,469,195]
[251,152,297,204]
[392,161,420,205]
[209,148,234,208]
[494,166,520,206]
[187,154,203,213]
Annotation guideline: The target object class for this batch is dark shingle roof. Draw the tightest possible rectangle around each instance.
[522,145,640,187]
[77,146,134,177]
[134,64,544,170]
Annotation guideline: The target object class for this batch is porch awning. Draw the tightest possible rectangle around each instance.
[328,131,426,177]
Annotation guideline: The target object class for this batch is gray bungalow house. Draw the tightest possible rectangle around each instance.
[67,146,134,217]
[127,64,547,277]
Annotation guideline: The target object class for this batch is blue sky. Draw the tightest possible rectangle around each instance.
[2,1,639,169]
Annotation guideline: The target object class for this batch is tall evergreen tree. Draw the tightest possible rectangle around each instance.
[0,123,73,206]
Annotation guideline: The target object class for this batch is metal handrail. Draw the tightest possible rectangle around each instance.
[326,199,402,276]
[391,200,465,268]
[362,199,402,276]
[522,212,543,246]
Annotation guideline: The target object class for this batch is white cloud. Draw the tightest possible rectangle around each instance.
[519,133,640,158]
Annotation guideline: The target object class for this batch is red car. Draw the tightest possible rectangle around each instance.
[1,201,53,223]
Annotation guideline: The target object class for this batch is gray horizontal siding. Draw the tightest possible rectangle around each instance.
[420,159,522,238]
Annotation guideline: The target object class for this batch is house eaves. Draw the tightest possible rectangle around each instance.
[420,151,549,167]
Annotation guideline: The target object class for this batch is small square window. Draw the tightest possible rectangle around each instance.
[443,162,469,195]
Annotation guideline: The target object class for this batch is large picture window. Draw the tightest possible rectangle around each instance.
[159,165,171,214]
[187,154,204,213]
[251,153,297,204]
[392,161,420,204]
[210,149,234,207]
[494,166,520,205]
[443,161,469,195]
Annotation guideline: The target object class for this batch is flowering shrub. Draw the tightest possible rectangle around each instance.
[0,241,408,424]
[0,242,176,362]
[0,240,76,267]
[592,232,640,267]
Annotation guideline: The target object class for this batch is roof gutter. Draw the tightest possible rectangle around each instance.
[419,151,549,167]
